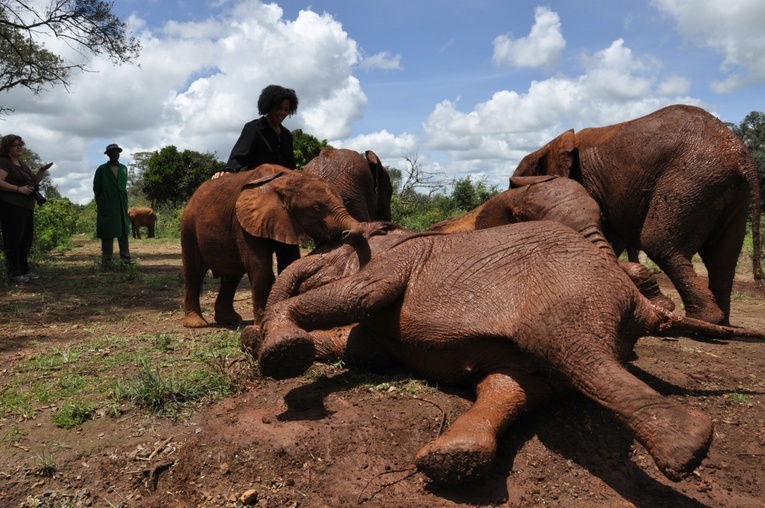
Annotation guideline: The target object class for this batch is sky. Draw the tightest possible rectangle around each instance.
[3,0,765,204]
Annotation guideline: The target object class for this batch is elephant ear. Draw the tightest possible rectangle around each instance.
[509,175,558,189]
[235,171,308,245]
[365,150,393,221]
[513,129,576,178]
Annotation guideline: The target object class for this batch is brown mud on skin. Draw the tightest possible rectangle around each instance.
[1,236,764,507]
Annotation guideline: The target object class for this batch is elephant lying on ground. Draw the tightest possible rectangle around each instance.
[512,104,764,325]
[429,175,674,310]
[252,222,765,485]
[180,164,365,328]
[304,147,393,221]
[128,206,156,239]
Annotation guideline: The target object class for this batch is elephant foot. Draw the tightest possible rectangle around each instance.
[214,309,243,326]
[684,303,725,325]
[414,428,496,484]
[639,403,713,481]
[258,329,316,380]
[240,325,263,358]
[182,312,209,328]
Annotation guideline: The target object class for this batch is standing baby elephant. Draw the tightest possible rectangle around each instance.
[180,164,364,328]
[429,175,675,310]
[128,206,156,239]
[256,222,765,485]
[512,104,764,325]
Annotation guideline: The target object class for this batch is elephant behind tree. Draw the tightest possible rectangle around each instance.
[128,206,156,239]
[512,104,764,325]
[428,175,675,310]
[304,147,393,222]
[254,221,765,485]
[180,164,364,328]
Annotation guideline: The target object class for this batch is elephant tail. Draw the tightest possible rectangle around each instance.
[651,304,765,342]
[744,155,764,281]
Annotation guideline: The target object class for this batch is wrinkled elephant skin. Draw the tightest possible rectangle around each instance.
[428,175,675,311]
[180,164,363,328]
[304,147,393,221]
[512,104,764,325]
[255,222,765,484]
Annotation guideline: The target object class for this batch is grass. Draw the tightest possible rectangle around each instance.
[0,325,249,423]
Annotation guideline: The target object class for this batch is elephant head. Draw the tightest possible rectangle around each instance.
[304,147,393,222]
[235,167,364,245]
[512,129,577,179]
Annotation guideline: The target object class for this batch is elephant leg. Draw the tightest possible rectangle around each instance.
[618,261,675,311]
[214,274,244,325]
[650,252,724,324]
[560,343,712,481]
[698,206,748,325]
[415,370,557,483]
[182,258,209,328]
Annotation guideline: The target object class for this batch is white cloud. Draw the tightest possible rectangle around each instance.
[361,52,403,71]
[651,0,765,92]
[492,6,566,69]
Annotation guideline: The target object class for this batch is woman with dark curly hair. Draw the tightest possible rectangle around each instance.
[213,84,298,179]
[0,134,53,283]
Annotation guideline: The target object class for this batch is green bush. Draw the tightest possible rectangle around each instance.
[32,198,80,254]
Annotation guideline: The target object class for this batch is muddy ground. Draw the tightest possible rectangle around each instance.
[1,236,764,507]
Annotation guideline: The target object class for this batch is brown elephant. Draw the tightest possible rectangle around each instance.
[253,221,765,485]
[428,175,675,310]
[180,164,365,328]
[512,104,764,325]
[304,147,393,221]
[128,206,156,239]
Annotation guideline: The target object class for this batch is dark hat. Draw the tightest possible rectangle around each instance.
[104,143,123,154]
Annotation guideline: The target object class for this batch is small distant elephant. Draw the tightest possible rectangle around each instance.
[128,206,156,239]
[180,164,365,328]
[512,104,764,325]
[254,221,765,485]
[428,175,675,310]
[304,147,393,221]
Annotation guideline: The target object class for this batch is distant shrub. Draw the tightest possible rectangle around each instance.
[32,198,79,254]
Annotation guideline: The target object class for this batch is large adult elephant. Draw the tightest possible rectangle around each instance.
[512,104,764,325]
[180,164,365,328]
[304,147,393,221]
[128,206,156,239]
[428,175,674,310]
[253,222,765,485]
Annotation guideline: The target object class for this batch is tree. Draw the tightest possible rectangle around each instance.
[731,111,765,210]
[0,0,141,111]
[292,129,328,169]
[141,146,224,207]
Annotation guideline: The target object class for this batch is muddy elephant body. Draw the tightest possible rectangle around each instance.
[428,175,674,309]
[128,206,156,239]
[512,104,764,325]
[255,222,763,485]
[304,147,392,221]
[180,164,363,328]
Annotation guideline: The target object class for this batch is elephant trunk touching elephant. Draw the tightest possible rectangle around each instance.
[251,222,765,485]
[428,175,675,311]
[128,206,156,239]
[511,104,764,325]
[180,164,365,328]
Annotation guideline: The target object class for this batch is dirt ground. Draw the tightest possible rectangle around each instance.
[1,235,765,507]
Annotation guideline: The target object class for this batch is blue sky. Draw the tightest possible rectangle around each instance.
[5,0,765,203]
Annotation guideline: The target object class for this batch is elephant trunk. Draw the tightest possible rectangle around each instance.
[579,225,619,262]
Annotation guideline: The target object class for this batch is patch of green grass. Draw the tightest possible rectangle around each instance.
[0,425,28,445]
[0,329,248,423]
[731,291,748,301]
[52,399,96,429]
[727,392,749,405]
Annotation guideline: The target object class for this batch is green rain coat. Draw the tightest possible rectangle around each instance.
[93,162,130,238]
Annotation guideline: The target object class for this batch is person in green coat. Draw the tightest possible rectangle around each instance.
[93,143,131,266]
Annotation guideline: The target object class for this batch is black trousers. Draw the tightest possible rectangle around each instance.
[0,200,34,277]
[101,236,131,263]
